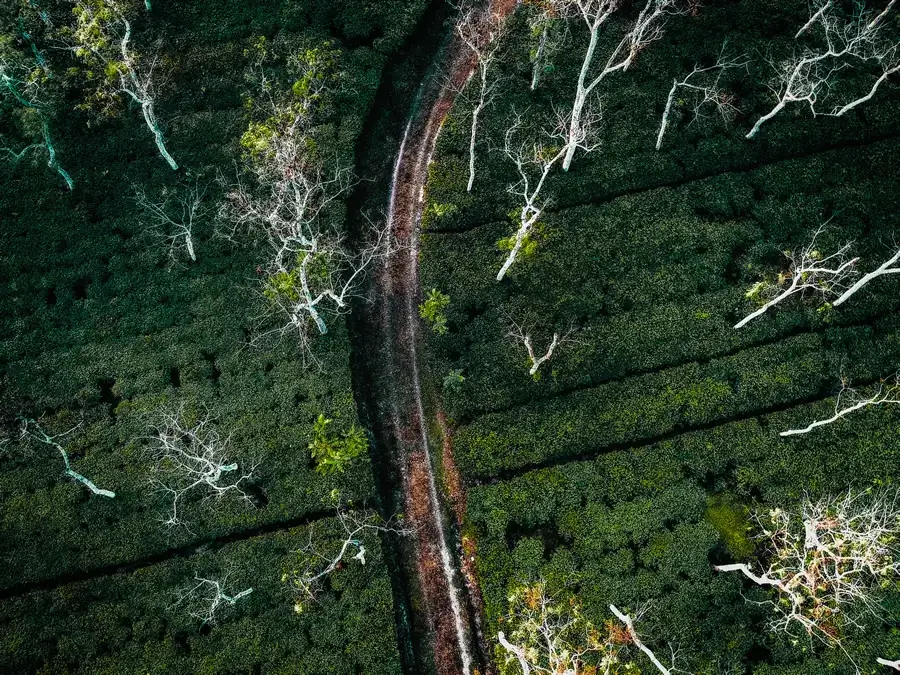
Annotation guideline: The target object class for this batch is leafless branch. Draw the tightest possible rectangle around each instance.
[735,224,859,329]
[142,404,255,529]
[780,373,900,436]
[170,573,253,625]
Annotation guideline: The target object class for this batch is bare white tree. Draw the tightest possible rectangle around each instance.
[497,109,594,281]
[283,506,411,612]
[17,417,115,498]
[833,243,900,307]
[220,44,391,360]
[550,0,686,171]
[67,0,178,169]
[781,373,900,436]
[497,582,672,675]
[454,5,509,192]
[143,405,255,529]
[0,35,74,189]
[715,488,900,651]
[507,318,578,376]
[746,1,900,139]
[170,573,253,625]
[734,225,859,329]
[134,179,209,262]
[656,43,748,150]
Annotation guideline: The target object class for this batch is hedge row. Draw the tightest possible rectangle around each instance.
[0,518,402,674]
[420,137,900,419]
[422,0,900,232]
[454,315,900,479]
[466,403,900,673]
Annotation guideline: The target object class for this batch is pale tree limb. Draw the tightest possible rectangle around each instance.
[506,318,578,376]
[780,373,900,436]
[142,404,256,529]
[747,1,900,139]
[715,488,900,652]
[283,506,412,612]
[869,0,897,29]
[68,0,177,169]
[497,108,591,281]
[609,604,673,675]
[551,0,687,170]
[656,43,749,150]
[18,417,115,498]
[526,2,568,91]
[454,4,509,192]
[134,178,209,262]
[170,573,253,625]
[877,657,900,670]
[735,225,858,329]
[833,243,900,306]
[0,44,74,189]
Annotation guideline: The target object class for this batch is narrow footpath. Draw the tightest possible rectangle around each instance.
[348,1,518,673]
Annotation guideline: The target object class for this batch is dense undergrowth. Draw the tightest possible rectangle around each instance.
[419,0,900,672]
[0,0,427,670]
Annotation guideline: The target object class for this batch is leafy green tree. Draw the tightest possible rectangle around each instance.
[308,414,367,475]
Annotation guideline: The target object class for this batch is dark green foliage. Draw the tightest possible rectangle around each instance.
[0,521,402,674]
[0,0,429,670]
[417,1,900,672]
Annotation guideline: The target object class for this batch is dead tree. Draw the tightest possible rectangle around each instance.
[833,243,900,307]
[878,656,900,671]
[746,1,900,139]
[507,318,578,376]
[656,43,748,150]
[780,373,900,437]
[497,108,595,281]
[18,417,115,498]
[143,404,255,529]
[0,32,74,189]
[67,0,178,169]
[171,573,253,625]
[549,0,686,171]
[134,179,209,262]
[497,582,674,675]
[610,604,677,675]
[283,506,411,613]
[715,488,900,651]
[454,5,509,192]
[734,225,858,329]
[220,43,391,361]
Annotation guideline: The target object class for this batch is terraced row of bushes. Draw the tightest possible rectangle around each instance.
[421,136,900,419]
[1,0,430,668]
[454,314,900,479]
[466,402,900,673]
[0,518,401,674]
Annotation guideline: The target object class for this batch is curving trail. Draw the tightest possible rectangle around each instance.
[351,1,518,672]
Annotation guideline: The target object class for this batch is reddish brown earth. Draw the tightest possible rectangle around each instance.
[362,1,519,673]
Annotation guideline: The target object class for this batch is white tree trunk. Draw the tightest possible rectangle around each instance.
[562,24,601,171]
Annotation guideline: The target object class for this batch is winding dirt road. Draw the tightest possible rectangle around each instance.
[354,1,518,673]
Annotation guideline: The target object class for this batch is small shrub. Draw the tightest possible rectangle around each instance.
[419,288,450,335]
